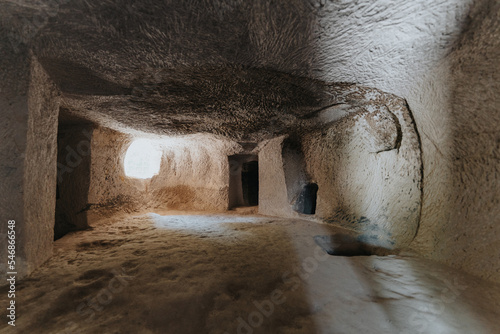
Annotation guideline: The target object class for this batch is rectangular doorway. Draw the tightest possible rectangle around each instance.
[228,154,259,209]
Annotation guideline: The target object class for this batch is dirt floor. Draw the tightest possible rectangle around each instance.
[1,210,500,334]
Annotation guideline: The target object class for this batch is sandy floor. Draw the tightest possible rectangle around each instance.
[1,210,500,334]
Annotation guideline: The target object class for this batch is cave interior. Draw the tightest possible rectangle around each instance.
[0,0,499,333]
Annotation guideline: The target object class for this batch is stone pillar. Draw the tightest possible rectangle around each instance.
[0,41,30,278]
[0,37,59,278]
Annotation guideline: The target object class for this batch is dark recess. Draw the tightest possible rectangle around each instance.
[54,109,93,240]
[295,183,318,215]
[242,160,259,206]
[228,154,258,209]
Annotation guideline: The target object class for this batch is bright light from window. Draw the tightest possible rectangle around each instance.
[124,138,162,179]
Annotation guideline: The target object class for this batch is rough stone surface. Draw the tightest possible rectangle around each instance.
[259,86,422,250]
[0,0,499,283]
[303,89,421,249]
[21,57,60,275]
[0,38,30,277]
[408,0,500,282]
[258,136,292,218]
[0,53,59,278]
[150,135,241,211]
[87,129,241,216]
[3,210,500,334]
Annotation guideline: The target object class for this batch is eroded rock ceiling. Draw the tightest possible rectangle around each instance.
[1,0,468,139]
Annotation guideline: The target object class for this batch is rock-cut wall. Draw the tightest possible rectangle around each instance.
[0,52,59,279]
[87,129,241,215]
[260,84,422,250]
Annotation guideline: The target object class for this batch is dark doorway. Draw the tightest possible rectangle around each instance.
[242,160,259,206]
[54,109,93,240]
[228,155,258,209]
[294,183,318,215]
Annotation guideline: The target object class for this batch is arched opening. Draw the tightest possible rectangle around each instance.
[124,138,162,179]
